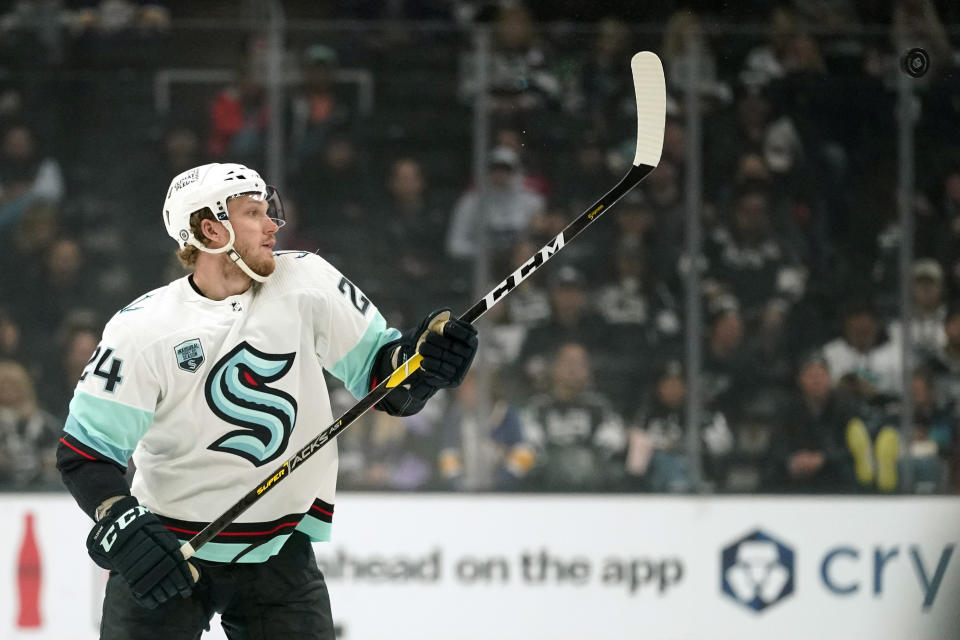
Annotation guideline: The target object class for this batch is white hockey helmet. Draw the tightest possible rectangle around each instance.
[163,163,285,282]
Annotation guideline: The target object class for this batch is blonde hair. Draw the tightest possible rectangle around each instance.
[175,208,217,268]
[0,360,36,418]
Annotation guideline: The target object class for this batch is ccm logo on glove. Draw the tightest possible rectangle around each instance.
[98,505,149,552]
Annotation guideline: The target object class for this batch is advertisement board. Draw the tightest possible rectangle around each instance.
[1,494,958,640]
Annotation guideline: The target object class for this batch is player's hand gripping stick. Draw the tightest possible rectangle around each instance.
[386,310,476,390]
[87,496,199,609]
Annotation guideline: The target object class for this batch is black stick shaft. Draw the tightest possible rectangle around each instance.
[183,162,655,556]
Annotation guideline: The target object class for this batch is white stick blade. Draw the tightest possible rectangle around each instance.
[631,51,666,168]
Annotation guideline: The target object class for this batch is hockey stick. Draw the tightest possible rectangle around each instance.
[180,51,665,559]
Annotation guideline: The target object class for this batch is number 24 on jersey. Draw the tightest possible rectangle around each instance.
[80,345,124,392]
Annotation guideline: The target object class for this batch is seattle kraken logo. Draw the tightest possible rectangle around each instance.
[205,342,297,466]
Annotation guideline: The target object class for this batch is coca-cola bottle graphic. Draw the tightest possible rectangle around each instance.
[16,512,42,628]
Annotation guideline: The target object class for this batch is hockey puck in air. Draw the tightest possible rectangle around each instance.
[901,48,930,78]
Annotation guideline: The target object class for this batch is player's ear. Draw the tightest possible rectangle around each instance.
[199,218,225,246]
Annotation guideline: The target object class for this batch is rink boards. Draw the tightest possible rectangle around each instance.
[1,493,958,640]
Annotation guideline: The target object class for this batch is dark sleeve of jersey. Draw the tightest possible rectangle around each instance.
[56,434,131,520]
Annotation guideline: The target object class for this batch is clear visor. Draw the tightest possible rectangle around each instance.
[226,185,286,228]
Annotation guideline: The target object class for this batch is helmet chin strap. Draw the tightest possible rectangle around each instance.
[188,222,269,283]
[226,247,268,283]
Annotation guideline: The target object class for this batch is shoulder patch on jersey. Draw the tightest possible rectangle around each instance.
[174,338,205,372]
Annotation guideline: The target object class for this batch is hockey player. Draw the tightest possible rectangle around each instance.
[55,163,478,639]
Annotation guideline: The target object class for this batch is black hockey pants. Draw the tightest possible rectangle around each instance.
[99,531,335,640]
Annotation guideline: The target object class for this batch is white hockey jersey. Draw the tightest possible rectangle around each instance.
[64,252,400,562]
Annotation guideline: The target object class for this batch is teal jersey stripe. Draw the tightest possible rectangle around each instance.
[329,312,400,399]
[182,534,292,563]
[67,391,154,463]
[296,513,333,542]
[63,414,134,466]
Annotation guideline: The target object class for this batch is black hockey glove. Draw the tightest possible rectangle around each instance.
[372,309,479,416]
[86,496,197,609]
[418,312,478,388]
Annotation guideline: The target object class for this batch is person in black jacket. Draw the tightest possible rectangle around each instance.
[767,352,871,493]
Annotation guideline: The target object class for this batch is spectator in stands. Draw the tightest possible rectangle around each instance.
[0,0,67,66]
[0,360,61,490]
[595,235,682,407]
[437,369,529,491]
[493,125,551,197]
[767,27,858,221]
[373,157,454,322]
[290,44,349,178]
[296,129,374,274]
[519,341,627,491]
[445,145,545,261]
[39,312,100,419]
[595,235,680,337]
[701,295,756,422]
[162,125,202,177]
[207,66,268,166]
[822,300,903,406]
[888,259,948,355]
[31,237,90,340]
[766,352,875,493]
[515,264,611,395]
[458,4,561,123]
[704,84,776,202]
[713,85,817,241]
[641,157,693,292]
[739,7,800,88]
[927,302,960,402]
[0,309,25,366]
[0,122,64,229]
[626,360,734,493]
[609,188,683,292]
[0,201,58,320]
[703,181,805,342]
[576,17,635,137]
[888,368,956,493]
[661,10,732,108]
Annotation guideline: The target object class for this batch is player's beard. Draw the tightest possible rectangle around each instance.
[223,238,275,279]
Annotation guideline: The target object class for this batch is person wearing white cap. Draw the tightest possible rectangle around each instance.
[888,258,948,354]
[445,145,545,259]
